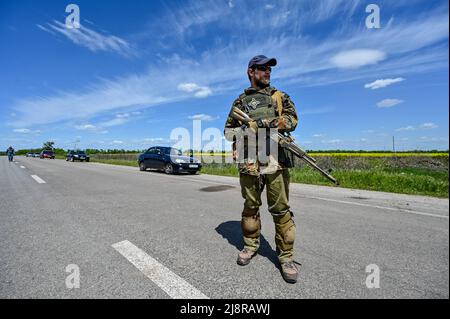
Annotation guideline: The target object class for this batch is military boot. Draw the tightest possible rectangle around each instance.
[237,248,257,266]
[280,261,298,283]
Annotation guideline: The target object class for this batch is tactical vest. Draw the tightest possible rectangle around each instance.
[237,88,295,169]
[239,91,277,121]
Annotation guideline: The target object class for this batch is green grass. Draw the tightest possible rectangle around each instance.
[201,165,449,198]
[56,156,139,167]
[199,164,240,177]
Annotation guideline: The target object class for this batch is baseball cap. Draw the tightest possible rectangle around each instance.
[248,55,277,68]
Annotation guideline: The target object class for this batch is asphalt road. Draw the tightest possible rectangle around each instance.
[0,156,448,299]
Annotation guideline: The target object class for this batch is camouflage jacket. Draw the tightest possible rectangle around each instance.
[224,86,299,176]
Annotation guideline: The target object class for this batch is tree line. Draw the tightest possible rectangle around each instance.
[1,140,448,156]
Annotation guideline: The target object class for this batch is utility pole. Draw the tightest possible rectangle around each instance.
[392,135,398,168]
[392,136,396,153]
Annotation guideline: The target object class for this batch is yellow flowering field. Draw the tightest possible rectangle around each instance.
[193,152,448,157]
[308,152,449,157]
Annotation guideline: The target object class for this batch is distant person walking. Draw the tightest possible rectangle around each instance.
[6,146,15,162]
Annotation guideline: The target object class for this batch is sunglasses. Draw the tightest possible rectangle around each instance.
[254,65,272,72]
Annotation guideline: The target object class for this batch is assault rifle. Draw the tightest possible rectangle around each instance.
[230,107,339,185]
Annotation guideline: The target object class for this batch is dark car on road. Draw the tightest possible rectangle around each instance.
[138,146,201,174]
[66,150,90,162]
[40,150,55,159]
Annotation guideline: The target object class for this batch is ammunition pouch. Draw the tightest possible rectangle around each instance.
[278,145,295,168]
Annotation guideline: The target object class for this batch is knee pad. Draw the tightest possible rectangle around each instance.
[283,221,296,245]
[274,211,296,246]
[241,211,261,238]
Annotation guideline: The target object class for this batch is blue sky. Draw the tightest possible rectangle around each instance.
[0,0,448,151]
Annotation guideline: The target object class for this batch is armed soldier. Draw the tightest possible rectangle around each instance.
[224,55,299,283]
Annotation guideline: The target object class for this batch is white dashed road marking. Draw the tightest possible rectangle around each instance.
[20,166,25,169]
[112,240,209,299]
[31,175,46,184]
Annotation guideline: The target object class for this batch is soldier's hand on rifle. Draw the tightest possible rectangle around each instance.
[257,118,279,128]
[247,120,259,133]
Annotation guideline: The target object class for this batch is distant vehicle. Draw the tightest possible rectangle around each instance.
[26,153,33,157]
[32,153,40,158]
[66,150,90,162]
[138,146,201,174]
[40,150,55,159]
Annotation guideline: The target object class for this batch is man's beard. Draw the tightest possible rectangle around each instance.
[254,76,270,88]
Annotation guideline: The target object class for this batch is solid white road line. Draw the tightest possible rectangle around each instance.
[112,240,209,299]
[302,195,449,219]
[31,175,46,184]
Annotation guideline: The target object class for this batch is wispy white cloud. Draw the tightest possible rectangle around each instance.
[377,99,404,108]
[188,114,219,121]
[13,128,41,134]
[74,124,109,134]
[36,24,56,35]
[418,136,448,142]
[396,122,439,131]
[74,112,141,133]
[75,124,97,131]
[104,137,173,149]
[13,128,31,133]
[177,83,213,98]
[99,117,129,128]
[11,0,448,129]
[38,21,134,57]
[143,137,166,142]
[396,125,415,132]
[331,50,386,69]
[115,113,130,118]
[420,122,438,129]
[365,77,405,89]
[177,83,200,92]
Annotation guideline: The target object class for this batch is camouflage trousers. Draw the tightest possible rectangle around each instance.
[239,169,296,263]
